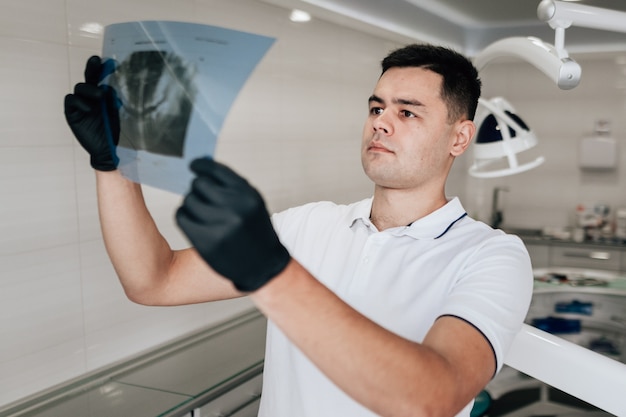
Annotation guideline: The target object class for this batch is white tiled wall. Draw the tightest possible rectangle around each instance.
[2,0,626,409]
[0,0,397,407]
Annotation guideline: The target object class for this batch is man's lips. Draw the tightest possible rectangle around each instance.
[368,143,394,153]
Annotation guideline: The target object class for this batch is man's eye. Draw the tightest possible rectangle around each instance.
[370,107,383,115]
[402,110,416,118]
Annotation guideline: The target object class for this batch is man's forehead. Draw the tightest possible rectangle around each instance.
[373,67,443,100]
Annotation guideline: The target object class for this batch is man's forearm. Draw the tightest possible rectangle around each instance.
[95,170,174,303]
[251,259,493,417]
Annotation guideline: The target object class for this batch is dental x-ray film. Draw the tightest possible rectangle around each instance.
[100,21,275,194]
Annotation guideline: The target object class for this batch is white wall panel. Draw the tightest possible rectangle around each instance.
[0,39,69,148]
[0,0,67,44]
[0,245,85,404]
[0,147,79,255]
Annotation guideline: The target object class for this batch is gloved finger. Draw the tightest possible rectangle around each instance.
[178,192,212,222]
[174,208,199,239]
[189,158,219,181]
[101,58,118,80]
[176,201,236,236]
[84,56,103,85]
[188,175,218,204]
[179,188,242,223]
[175,207,216,247]
[64,94,92,117]
[190,158,248,188]
[103,85,122,110]
[188,175,245,208]
[74,82,103,101]
[102,86,121,145]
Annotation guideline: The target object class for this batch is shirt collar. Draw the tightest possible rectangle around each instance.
[348,197,468,240]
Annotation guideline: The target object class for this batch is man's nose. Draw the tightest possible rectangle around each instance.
[372,111,393,135]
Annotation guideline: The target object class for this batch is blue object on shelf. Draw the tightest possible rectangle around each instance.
[470,390,491,417]
[531,316,581,334]
[555,300,593,315]
[589,337,621,356]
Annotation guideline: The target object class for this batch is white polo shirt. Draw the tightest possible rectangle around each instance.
[259,197,533,417]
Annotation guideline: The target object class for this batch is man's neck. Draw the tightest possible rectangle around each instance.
[369,186,447,231]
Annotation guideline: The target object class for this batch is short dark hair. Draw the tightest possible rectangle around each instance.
[381,44,481,122]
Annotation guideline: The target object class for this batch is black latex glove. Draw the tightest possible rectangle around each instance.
[176,158,291,292]
[64,56,120,171]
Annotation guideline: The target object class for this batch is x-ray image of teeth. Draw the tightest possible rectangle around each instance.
[100,21,275,195]
[111,51,197,157]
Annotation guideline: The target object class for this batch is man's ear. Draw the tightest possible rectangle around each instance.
[450,120,476,157]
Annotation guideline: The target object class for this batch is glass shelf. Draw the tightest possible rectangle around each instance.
[3,309,266,417]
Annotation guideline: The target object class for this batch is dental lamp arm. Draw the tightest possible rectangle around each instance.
[538,0,626,34]
[472,36,581,90]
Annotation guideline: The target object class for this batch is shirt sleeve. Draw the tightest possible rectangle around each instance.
[439,234,534,373]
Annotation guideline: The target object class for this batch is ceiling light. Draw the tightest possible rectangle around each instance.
[290,9,311,22]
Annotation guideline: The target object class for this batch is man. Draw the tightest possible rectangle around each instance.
[64,44,533,417]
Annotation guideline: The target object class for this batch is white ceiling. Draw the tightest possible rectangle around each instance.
[260,0,626,56]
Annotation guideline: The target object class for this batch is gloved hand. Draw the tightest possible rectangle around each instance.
[64,56,120,171]
[176,158,291,292]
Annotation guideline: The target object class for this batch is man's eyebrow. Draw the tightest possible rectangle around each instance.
[368,94,383,104]
[367,94,424,108]
[395,97,424,107]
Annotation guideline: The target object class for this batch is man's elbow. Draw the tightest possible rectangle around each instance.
[391,400,455,417]
[119,280,165,306]
[381,385,467,417]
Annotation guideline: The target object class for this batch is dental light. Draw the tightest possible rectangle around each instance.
[469,97,545,178]
[468,34,576,178]
[469,0,626,178]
